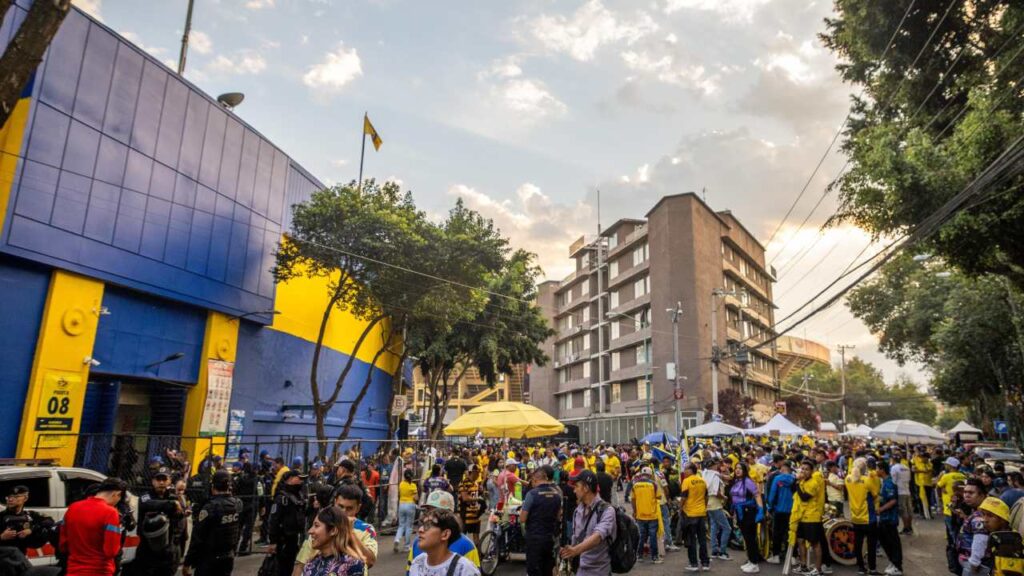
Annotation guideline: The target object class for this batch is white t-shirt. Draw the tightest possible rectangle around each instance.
[891,463,912,495]
[409,552,481,576]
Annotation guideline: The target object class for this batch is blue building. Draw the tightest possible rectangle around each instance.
[0,2,398,468]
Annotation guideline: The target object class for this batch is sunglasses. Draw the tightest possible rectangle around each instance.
[417,518,439,531]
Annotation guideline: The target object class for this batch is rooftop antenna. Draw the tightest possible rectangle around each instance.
[702,186,707,203]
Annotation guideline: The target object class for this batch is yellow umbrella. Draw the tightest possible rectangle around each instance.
[443,402,564,439]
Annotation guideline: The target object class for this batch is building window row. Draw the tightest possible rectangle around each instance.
[722,242,770,289]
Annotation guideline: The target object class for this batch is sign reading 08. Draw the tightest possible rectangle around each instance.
[34,372,80,432]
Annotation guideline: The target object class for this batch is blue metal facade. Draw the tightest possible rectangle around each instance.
[0,5,320,320]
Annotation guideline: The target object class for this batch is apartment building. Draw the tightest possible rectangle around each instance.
[530,193,780,444]
[408,365,526,427]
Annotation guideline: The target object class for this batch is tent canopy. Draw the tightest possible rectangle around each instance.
[745,413,808,436]
[443,402,564,439]
[870,419,946,445]
[843,424,873,438]
[819,422,838,433]
[947,421,983,436]
[642,431,678,445]
[685,421,744,438]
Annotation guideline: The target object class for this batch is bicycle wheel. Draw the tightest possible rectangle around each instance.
[479,530,499,576]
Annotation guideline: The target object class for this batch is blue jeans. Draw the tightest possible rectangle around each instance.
[637,519,659,560]
[395,502,416,548]
[661,504,672,545]
[708,509,731,555]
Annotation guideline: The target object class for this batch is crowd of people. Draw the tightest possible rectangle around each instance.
[1,436,1023,576]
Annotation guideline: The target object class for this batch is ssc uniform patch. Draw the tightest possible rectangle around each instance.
[198,509,209,522]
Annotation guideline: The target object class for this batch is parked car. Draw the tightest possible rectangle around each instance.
[0,466,139,566]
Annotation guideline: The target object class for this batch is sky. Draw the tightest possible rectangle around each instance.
[75,0,925,385]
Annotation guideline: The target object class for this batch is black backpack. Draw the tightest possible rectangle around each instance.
[594,501,639,574]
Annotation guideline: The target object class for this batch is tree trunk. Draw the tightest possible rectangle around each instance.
[310,291,340,457]
[337,325,401,440]
[0,0,71,128]
[324,315,384,407]
[384,349,409,439]
[430,364,470,439]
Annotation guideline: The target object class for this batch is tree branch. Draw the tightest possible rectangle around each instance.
[0,0,71,128]
[324,314,385,407]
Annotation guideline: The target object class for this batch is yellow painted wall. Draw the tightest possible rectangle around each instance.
[16,272,105,464]
[271,267,401,374]
[181,311,238,471]
[0,97,32,235]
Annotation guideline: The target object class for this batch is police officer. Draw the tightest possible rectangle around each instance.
[182,471,241,576]
[231,461,258,555]
[520,465,563,576]
[0,485,54,555]
[267,470,305,576]
[134,467,185,576]
[304,462,326,529]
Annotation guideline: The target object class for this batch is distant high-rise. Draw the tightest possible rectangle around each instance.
[530,193,780,444]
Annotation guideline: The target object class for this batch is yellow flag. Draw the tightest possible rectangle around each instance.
[363,114,382,151]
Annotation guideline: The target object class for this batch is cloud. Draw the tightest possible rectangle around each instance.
[303,43,363,95]
[244,0,275,9]
[330,159,349,167]
[449,183,594,279]
[190,30,213,55]
[75,0,101,19]
[528,0,657,61]
[478,56,567,122]
[663,0,772,24]
[121,31,167,58]
[621,50,720,95]
[207,51,267,75]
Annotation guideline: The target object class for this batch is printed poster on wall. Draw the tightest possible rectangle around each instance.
[200,360,234,437]
[226,410,245,459]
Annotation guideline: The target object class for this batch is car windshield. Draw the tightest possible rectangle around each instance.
[980,449,1023,461]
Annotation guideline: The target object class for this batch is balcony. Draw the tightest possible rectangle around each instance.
[559,265,594,289]
[607,363,653,384]
[724,296,774,329]
[553,350,591,368]
[557,375,594,394]
[607,259,650,290]
[607,225,648,259]
[723,259,770,301]
[608,292,651,317]
[607,326,651,353]
[554,320,594,343]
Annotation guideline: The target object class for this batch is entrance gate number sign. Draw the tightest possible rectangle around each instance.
[35,372,79,432]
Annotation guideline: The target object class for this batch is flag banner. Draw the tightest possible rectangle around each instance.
[364,114,383,150]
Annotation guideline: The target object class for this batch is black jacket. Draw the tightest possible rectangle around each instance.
[268,488,305,542]
[184,495,242,567]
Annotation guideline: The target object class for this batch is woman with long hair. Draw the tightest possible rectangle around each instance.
[394,469,419,552]
[729,461,765,574]
[845,457,880,575]
[301,506,368,576]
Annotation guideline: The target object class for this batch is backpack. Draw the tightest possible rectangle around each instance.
[594,501,639,574]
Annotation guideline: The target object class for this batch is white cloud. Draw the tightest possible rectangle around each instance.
[190,30,213,55]
[478,57,567,122]
[621,50,720,95]
[480,56,523,80]
[303,43,362,94]
[244,0,275,9]
[75,0,101,20]
[529,0,657,61]
[330,159,350,167]
[207,51,267,75]
[663,0,772,23]
[449,183,594,279]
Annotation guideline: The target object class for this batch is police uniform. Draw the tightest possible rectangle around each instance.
[268,483,305,576]
[134,487,185,576]
[232,465,258,554]
[0,507,53,554]
[521,483,563,576]
[184,494,242,576]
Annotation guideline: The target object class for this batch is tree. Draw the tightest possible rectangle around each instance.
[273,180,438,451]
[780,394,818,431]
[406,201,553,439]
[0,1,71,128]
[821,2,1024,288]
[936,406,972,432]
[705,389,755,428]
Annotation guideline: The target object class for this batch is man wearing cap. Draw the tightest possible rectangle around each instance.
[498,460,520,510]
[936,456,968,558]
[957,481,1000,576]
[232,461,258,555]
[134,467,186,576]
[0,485,53,555]
[183,471,242,576]
[521,465,562,576]
[267,470,306,576]
[560,470,616,576]
[630,467,661,564]
[60,477,127,576]
[404,490,480,576]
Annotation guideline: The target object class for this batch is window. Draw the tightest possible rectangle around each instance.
[583,306,590,322]
[0,476,49,508]
[634,276,649,297]
[581,280,589,296]
[609,259,619,278]
[610,320,620,340]
[63,475,101,506]
[559,369,568,384]
[583,388,591,407]
[611,383,621,403]
[566,290,573,304]
[610,290,619,309]
[583,361,591,379]
[636,379,648,400]
[633,244,645,267]
[582,334,590,351]
[637,307,650,328]
[567,315,574,329]
[636,342,650,365]
[611,351,620,371]
[607,234,618,249]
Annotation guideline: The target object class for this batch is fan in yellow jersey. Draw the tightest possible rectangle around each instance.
[845,457,881,575]
[680,463,710,571]
[793,460,826,576]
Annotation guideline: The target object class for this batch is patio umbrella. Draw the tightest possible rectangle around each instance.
[685,421,744,438]
[443,402,564,439]
[843,424,873,438]
[870,419,946,444]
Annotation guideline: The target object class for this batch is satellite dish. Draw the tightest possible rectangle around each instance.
[216,92,245,109]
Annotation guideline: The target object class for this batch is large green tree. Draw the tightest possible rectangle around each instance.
[821,1,1024,287]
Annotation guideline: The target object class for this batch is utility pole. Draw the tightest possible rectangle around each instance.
[178,0,196,75]
[595,191,605,429]
[669,301,682,436]
[710,288,735,417]
[837,344,855,430]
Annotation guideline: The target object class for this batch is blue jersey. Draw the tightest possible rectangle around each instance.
[767,473,795,514]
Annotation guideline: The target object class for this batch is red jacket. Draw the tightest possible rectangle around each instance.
[59,496,122,576]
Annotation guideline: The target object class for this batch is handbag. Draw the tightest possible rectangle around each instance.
[257,554,278,576]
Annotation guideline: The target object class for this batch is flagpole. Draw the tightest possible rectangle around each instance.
[358,111,367,191]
